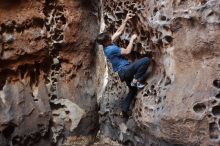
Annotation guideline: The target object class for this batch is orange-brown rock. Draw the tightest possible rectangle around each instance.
[0,0,99,146]
[1,0,220,146]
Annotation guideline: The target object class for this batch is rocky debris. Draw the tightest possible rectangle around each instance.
[99,0,220,145]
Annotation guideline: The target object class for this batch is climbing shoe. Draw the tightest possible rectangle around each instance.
[121,111,129,119]
[137,82,145,89]
[130,79,137,87]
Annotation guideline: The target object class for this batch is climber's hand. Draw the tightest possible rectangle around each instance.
[131,34,137,40]
[125,13,135,21]
[112,13,135,42]
[121,34,138,55]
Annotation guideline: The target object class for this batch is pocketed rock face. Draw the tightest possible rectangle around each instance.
[1,0,220,146]
[100,0,220,145]
[0,0,99,146]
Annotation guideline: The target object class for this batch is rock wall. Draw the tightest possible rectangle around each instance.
[1,0,220,146]
[0,0,100,146]
[99,0,220,145]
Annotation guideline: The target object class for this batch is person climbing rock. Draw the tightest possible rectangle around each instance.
[96,13,151,117]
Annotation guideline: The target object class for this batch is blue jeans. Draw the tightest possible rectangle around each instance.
[118,57,151,112]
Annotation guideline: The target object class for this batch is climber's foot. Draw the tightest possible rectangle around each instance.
[120,111,129,119]
[130,79,137,87]
[131,79,145,89]
[137,82,145,89]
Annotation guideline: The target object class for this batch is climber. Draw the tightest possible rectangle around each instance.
[96,13,151,116]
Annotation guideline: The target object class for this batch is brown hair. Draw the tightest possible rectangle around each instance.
[96,32,111,46]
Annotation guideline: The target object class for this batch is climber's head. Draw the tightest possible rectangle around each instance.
[96,32,112,47]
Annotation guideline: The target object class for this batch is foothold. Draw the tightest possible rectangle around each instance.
[193,103,206,113]
[207,114,212,118]
[165,76,171,86]
[152,90,157,95]
[216,93,220,99]
[51,95,57,100]
[12,136,21,144]
[5,20,14,32]
[213,80,220,88]
[4,34,15,43]
[201,0,208,5]
[65,110,70,114]
[124,140,135,146]
[143,93,148,97]
[53,58,59,64]
[163,96,166,100]
[52,78,58,82]
[34,98,39,102]
[151,85,155,89]
[155,97,161,104]
[209,122,219,140]
[211,100,217,105]
[212,105,220,116]
[163,36,173,43]
[50,86,56,92]
[160,15,166,21]
[153,8,158,15]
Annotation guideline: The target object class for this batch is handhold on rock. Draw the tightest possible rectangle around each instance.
[53,58,59,65]
[3,33,15,43]
[213,79,220,88]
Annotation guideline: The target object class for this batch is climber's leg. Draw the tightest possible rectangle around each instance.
[121,79,137,113]
[118,57,150,114]
[122,57,150,83]
[134,57,151,83]
[118,68,137,113]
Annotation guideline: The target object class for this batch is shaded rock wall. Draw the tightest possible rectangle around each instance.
[99,0,220,145]
[0,0,100,146]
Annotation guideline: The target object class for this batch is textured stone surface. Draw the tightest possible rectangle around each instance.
[0,73,51,146]
[99,0,220,145]
[0,0,46,71]
[0,0,99,146]
[0,0,220,146]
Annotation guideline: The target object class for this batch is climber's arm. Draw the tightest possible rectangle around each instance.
[121,34,137,55]
[111,13,135,42]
